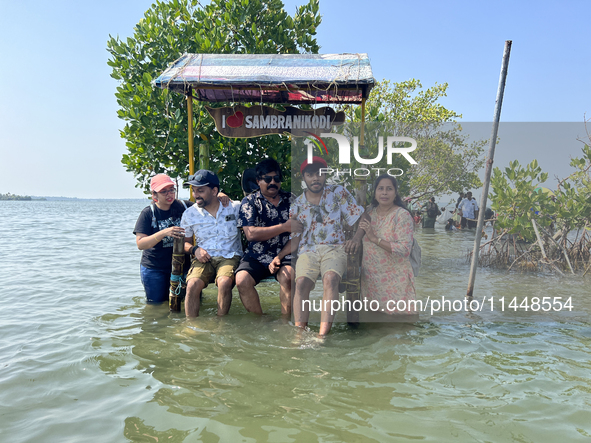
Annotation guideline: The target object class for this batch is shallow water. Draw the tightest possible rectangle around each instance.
[1,200,590,442]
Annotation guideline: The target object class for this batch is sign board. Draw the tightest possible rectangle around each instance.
[206,105,345,138]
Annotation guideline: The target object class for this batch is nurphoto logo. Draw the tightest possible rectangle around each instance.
[304,132,418,178]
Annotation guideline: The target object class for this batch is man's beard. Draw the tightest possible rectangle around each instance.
[307,182,324,193]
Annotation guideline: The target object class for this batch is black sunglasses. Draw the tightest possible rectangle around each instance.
[261,175,282,184]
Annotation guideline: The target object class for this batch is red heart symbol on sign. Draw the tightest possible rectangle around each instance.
[227,111,244,128]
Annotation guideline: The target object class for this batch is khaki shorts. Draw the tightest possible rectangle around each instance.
[186,255,240,287]
[296,245,347,283]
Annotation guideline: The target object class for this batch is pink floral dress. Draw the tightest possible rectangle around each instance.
[360,206,416,314]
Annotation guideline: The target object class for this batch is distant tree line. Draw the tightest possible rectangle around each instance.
[1,193,32,201]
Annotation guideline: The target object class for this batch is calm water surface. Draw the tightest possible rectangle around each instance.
[1,200,590,442]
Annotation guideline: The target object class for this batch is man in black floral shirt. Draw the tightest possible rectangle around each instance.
[236,158,302,317]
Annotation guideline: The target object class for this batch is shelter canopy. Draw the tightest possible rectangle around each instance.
[153,53,374,104]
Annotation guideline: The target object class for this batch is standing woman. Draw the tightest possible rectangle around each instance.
[358,174,417,317]
[134,174,192,303]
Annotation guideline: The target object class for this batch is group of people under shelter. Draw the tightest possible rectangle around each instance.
[134,157,418,336]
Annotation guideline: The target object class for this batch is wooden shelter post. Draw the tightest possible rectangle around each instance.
[186,87,195,201]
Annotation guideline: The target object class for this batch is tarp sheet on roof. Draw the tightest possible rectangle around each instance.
[153,53,374,104]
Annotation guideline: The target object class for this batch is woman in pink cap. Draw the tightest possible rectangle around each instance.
[133,174,194,303]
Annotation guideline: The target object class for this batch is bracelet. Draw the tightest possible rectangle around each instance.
[191,245,199,256]
[377,238,382,246]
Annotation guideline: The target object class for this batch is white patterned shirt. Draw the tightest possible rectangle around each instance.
[290,185,364,254]
[180,200,243,258]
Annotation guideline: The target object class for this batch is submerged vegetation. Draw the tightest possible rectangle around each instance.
[478,135,591,275]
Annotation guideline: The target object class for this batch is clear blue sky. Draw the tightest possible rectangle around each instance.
[0,0,589,199]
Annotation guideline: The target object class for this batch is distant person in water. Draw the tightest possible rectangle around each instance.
[445,218,460,231]
[133,174,193,303]
[458,191,479,229]
[484,207,495,227]
[421,197,441,229]
[456,192,465,209]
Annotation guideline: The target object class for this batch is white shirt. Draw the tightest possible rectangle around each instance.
[460,198,479,219]
[180,200,243,258]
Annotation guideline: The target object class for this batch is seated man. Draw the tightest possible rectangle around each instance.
[180,170,242,317]
[235,158,301,318]
[290,157,364,337]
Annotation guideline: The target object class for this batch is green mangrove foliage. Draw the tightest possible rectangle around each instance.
[485,143,591,272]
[107,0,321,198]
[341,79,486,199]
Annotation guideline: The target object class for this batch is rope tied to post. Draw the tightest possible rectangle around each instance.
[170,273,186,296]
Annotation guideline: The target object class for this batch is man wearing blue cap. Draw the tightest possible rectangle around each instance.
[181,170,243,317]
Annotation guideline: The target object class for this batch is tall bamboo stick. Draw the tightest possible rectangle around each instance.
[467,41,512,298]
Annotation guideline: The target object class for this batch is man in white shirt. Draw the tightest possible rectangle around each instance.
[459,191,479,229]
[181,170,242,317]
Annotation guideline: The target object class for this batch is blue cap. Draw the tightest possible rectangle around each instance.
[184,169,220,188]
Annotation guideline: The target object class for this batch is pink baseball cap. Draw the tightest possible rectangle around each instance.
[150,174,175,192]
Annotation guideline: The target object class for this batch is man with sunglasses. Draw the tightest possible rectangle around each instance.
[290,157,364,337]
[236,158,301,318]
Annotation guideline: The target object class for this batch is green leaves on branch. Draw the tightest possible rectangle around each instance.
[490,145,591,242]
[107,0,321,197]
[344,79,485,199]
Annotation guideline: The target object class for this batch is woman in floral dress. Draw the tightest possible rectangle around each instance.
[358,174,417,317]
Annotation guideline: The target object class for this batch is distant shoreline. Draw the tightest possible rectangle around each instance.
[1,193,197,201]
[0,193,44,201]
[37,197,151,201]
[0,196,150,202]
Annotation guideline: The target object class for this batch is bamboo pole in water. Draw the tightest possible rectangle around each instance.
[467,41,512,299]
[169,237,186,312]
